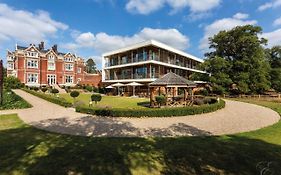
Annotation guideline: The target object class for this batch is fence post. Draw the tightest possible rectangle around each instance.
[279,94,281,99]
[258,94,261,99]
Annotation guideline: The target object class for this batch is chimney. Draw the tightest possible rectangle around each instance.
[52,44,58,53]
[38,41,44,50]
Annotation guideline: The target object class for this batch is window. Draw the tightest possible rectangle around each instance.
[27,51,38,58]
[27,74,38,83]
[7,55,14,61]
[64,57,73,62]
[48,62,55,70]
[65,63,73,71]
[77,67,81,73]
[27,59,38,68]
[7,62,14,70]
[65,75,73,83]
[48,55,55,60]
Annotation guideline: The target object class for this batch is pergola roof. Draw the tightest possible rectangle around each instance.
[150,72,197,87]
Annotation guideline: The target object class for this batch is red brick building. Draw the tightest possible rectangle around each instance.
[6,42,101,87]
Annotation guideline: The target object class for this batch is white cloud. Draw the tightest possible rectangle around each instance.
[273,17,281,26]
[199,14,257,51]
[258,0,281,11]
[126,0,164,15]
[126,0,221,15]
[0,3,68,44]
[262,28,281,47]
[64,28,190,53]
[233,13,249,20]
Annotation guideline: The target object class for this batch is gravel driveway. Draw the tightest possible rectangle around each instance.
[1,89,279,137]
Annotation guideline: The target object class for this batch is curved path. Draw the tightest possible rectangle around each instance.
[1,89,280,137]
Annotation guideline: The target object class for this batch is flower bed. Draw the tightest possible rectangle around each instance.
[76,99,225,117]
[0,90,32,110]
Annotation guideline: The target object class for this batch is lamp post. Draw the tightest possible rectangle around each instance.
[0,60,3,105]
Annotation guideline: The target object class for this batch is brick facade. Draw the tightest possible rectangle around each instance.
[6,42,101,87]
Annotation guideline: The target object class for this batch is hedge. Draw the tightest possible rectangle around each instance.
[76,99,225,117]
[23,88,72,107]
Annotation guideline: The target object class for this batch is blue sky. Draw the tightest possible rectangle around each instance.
[0,0,281,69]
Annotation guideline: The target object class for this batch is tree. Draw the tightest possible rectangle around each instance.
[206,25,270,94]
[91,94,102,104]
[85,58,97,73]
[70,91,80,103]
[266,46,281,92]
[3,76,23,90]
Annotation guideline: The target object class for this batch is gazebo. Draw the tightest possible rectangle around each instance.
[149,72,197,107]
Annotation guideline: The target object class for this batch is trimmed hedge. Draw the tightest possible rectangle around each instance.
[23,88,72,107]
[76,99,225,117]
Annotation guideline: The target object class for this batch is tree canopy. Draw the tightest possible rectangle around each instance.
[85,58,97,73]
[195,25,272,94]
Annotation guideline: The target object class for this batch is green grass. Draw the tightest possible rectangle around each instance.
[1,99,281,174]
[0,90,32,110]
[60,93,149,109]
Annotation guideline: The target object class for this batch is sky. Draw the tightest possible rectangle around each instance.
[0,0,281,69]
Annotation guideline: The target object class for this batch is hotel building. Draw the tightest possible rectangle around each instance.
[7,42,101,87]
[102,40,205,96]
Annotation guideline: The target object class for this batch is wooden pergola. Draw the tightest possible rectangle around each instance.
[149,72,197,107]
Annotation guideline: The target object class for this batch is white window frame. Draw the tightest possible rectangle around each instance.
[77,67,81,73]
[27,51,39,58]
[64,57,73,62]
[7,62,14,70]
[48,62,56,70]
[65,63,73,71]
[27,59,38,68]
[65,75,73,84]
[27,73,38,83]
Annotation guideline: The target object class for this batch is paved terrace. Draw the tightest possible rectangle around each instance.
[1,89,280,137]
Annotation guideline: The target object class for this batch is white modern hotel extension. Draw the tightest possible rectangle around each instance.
[102,40,205,96]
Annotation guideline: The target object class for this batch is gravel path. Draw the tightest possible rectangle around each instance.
[1,89,279,137]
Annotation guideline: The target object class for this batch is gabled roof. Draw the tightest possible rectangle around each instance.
[102,40,203,63]
[150,72,196,87]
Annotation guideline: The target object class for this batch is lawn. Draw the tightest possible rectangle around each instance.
[60,93,149,109]
[1,99,281,174]
[0,90,31,110]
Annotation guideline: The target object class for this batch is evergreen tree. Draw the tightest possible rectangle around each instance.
[85,58,97,73]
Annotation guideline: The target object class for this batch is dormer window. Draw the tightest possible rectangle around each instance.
[27,51,38,58]
[64,57,73,62]
[7,55,14,61]
[48,55,55,60]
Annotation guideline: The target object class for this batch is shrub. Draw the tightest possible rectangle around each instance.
[76,99,225,117]
[155,95,166,106]
[4,76,23,89]
[91,94,102,104]
[70,91,80,100]
[41,87,48,93]
[195,89,209,96]
[23,88,72,107]
[0,90,32,110]
[194,98,205,105]
[33,87,39,91]
[85,86,93,92]
[50,88,59,95]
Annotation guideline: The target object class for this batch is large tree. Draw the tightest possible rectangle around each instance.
[85,58,97,73]
[205,25,270,94]
[266,46,281,92]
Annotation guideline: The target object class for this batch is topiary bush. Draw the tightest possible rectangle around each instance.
[33,87,39,91]
[41,87,48,93]
[51,88,59,95]
[91,94,102,104]
[85,86,93,92]
[70,91,80,102]
[23,88,72,107]
[155,95,166,107]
